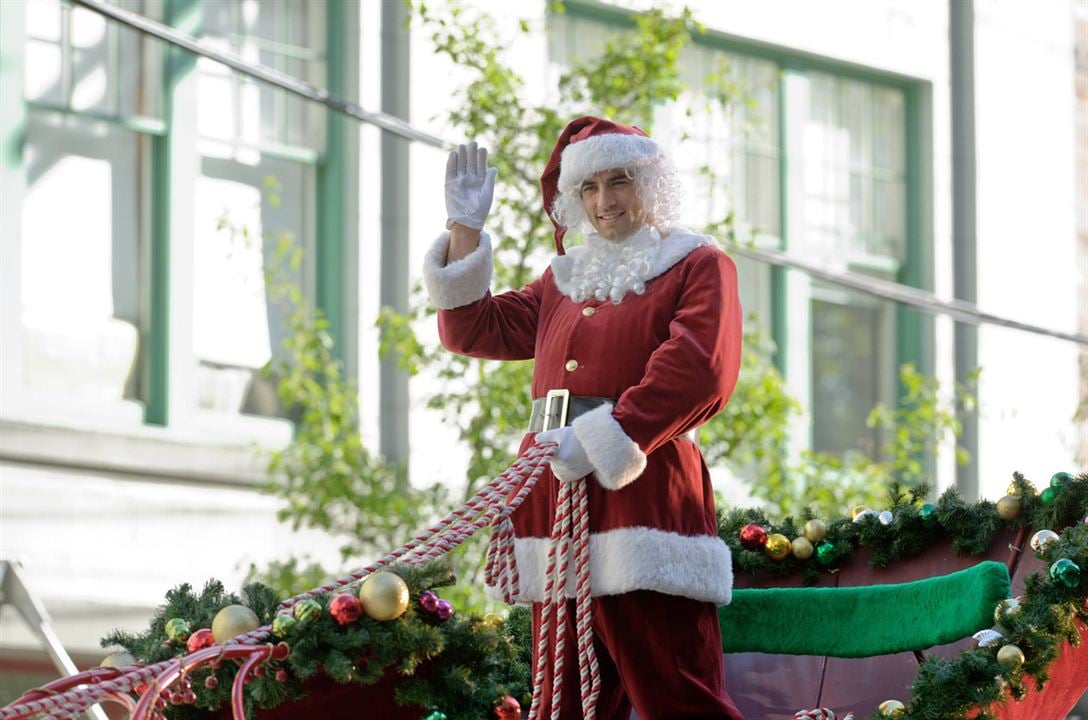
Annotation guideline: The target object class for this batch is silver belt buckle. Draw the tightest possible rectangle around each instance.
[541,388,570,431]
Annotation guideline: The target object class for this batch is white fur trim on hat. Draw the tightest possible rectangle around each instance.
[558,133,661,194]
[485,527,734,605]
[422,231,493,310]
[572,403,647,491]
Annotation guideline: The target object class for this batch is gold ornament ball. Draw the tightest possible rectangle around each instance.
[791,537,814,560]
[996,644,1025,669]
[1029,529,1060,557]
[803,519,827,542]
[1006,479,1036,496]
[878,699,906,717]
[995,495,1022,521]
[764,533,791,560]
[100,651,136,668]
[482,612,504,627]
[849,505,870,520]
[211,605,260,643]
[358,571,410,621]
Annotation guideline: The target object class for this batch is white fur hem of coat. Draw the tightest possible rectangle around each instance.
[572,403,646,490]
[422,231,493,310]
[485,527,733,605]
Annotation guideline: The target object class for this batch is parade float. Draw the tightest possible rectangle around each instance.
[2,468,1085,720]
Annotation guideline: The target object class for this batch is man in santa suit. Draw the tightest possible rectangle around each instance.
[423,116,745,719]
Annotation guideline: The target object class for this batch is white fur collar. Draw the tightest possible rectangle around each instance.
[550,226,715,303]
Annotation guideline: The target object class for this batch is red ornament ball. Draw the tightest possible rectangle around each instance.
[275,669,289,683]
[204,676,218,690]
[494,695,521,720]
[329,593,363,625]
[186,628,215,653]
[739,523,769,550]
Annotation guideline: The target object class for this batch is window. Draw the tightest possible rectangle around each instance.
[801,73,907,454]
[802,74,906,266]
[549,5,922,458]
[2,0,346,440]
[24,0,163,118]
[190,0,327,421]
[11,0,164,423]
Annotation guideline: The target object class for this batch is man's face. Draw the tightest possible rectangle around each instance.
[579,168,647,241]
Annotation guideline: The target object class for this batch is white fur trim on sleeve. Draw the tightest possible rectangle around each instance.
[572,403,647,491]
[421,231,493,310]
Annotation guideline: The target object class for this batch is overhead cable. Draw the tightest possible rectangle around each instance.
[726,243,1088,347]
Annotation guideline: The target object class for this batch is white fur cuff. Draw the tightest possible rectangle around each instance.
[572,403,647,490]
[422,231,494,310]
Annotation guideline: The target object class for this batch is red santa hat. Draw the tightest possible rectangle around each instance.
[540,116,662,254]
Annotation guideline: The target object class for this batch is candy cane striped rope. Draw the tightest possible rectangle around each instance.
[527,475,600,720]
[0,443,555,720]
[572,478,601,716]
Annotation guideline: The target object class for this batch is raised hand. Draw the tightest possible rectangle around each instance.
[445,140,498,230]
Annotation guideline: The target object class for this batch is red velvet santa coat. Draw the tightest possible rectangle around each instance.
[422,227,742,605]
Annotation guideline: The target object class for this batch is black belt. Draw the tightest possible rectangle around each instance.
[527,390,615,432]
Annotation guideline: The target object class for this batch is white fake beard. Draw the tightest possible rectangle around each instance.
[567,224,661,304]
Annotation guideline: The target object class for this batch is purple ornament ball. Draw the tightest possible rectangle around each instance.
[419,590,440,613]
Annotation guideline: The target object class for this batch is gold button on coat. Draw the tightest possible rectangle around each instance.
[581,306,596,317]
[564,359,579,372]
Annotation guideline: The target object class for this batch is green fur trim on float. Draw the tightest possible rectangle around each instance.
[718,561,1011,657]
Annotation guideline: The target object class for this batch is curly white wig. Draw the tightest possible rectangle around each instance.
[550,146,683,239]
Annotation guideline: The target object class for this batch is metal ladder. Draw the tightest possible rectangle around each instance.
[0,560,107,720]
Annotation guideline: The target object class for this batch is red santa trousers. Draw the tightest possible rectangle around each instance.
[530,590,745,719]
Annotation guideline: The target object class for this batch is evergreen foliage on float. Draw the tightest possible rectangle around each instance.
[101,563,530,720]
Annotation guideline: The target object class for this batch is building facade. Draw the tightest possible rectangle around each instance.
[0,0,1084,706]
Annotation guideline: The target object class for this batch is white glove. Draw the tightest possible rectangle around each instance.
[536,426,595,483]
[445,141,497,230]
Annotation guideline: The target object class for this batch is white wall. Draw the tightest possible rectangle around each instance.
[0,461,344,654]
[973,0,1080,493]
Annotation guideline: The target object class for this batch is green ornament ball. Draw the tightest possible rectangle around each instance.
[919,503,938,527]
[1049,471,1073,490]
[423,712,448,720]
[1049,558,1081,589]
[164,618,191,643]
[293,598,323,624]
[271,614,297,637]
[1040,487,1057,506]
[815,541,836,565]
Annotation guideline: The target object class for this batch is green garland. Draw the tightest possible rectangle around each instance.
[898,519,1086,720]
[718,472,1087,580]
[102,563,530,720]
[719,471,1087,720]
